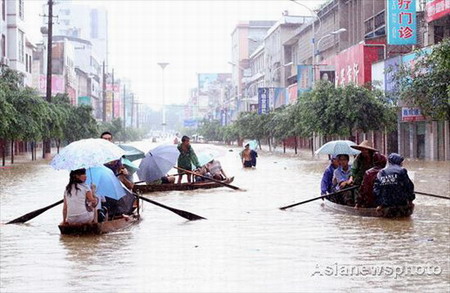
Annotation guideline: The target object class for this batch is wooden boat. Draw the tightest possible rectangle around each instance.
[59,201,141,235]
[322,198,414,218]
[133,177,234,194]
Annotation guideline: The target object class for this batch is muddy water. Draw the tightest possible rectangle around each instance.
[1,141,449,292]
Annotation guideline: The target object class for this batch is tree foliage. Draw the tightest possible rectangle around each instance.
[393,38,450,121]
[196,82,396,145]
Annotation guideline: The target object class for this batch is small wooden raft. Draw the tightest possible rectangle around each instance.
[322,199,414,218]
[133,177,234,194]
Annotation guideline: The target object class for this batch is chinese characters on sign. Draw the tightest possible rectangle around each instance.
[335,63,360,85]
[401,107,426,122]
[258,88,269,115]
[387,0,417,45]
[426,0,450,22]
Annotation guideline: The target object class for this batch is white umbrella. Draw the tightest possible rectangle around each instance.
[51,138,125,170]
[315,140,361,156]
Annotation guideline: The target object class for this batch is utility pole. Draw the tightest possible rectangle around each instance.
[43,0,54,158]
[111,68,115,119]
[102,61,106,121]
[131,93,134,128]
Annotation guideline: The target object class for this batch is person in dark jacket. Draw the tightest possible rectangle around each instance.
[373,153,415,208]
[320,155,339,195]
[241,144,258,168]
[356,152,387,208]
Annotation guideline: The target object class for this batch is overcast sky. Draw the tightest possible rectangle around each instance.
[26,0,325,109]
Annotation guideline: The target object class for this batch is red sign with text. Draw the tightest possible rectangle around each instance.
[426,0,450,22]
[321,42,382,86]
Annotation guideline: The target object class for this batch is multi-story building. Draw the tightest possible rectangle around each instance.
[2,0,34,86]
[53,0,108,66]
[229,20,276,117]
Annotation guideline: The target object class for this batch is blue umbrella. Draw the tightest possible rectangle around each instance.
[118,144,145,162]
[193,152,215,168]
[243,140,258,150]
[315,140,361,156]
[137,145,179,182]
[86,165,126,200]
[121,157,139,175]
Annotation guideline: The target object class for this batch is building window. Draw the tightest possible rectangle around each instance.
[19,0,24,19]
[25,53,28,71]
[28,55,32,73]
[1,34,5,58]
[2,0,5,21]
[18,30,24,63]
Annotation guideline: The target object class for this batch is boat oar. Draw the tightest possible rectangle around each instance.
[415,191,450,200]
[6,199,64,224]
[174,166,241,191]
[279,185,359,210]
[135,194,206,221]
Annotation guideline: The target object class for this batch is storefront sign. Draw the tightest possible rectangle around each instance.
[78,96,91,105]
[322,43,381,86]
[258,87,269,114]
[297,65,312,95]
[387,0,417,45]
[426,0,450,22]
[183,119,198,128]
[402,107,426,121]
[288,84,298,104]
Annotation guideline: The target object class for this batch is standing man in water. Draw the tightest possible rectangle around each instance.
[240,143,258,168]
[177,135,201,184]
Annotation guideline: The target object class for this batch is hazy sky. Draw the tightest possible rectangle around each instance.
[26,0,325,109]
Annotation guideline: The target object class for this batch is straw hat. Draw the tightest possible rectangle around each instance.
[350,140,378,152]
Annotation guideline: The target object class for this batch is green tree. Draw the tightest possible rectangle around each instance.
[393,38,450,121]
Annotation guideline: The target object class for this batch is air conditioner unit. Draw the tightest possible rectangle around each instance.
[1,57,9,66]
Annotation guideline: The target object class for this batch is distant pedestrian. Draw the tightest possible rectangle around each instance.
[177,136,201,183]
[240,143,258,168]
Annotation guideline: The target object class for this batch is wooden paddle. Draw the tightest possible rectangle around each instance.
[279,185,359,210]
[415,191,450,200]
[174,166,241,190]
[7,199,64,224]
[135,194,206,221]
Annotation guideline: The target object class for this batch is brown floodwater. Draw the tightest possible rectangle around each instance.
[1,141,449,292]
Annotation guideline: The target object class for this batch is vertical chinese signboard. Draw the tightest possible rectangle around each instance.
[387,0,417,45]
[297,65,312,95]
[258,88,269,114]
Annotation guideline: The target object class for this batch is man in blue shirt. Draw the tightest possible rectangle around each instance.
[320,155,339,195]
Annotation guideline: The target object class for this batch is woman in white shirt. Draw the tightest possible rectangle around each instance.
[62,168,98,224]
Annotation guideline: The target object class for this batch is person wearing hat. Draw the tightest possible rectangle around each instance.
[356,152,387,208]
[373,153,415,209]
[320,154,339,195]
[348,140,378,187]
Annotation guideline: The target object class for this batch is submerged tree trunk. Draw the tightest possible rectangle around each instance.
[10,140,14,164]
[257,139,262,150]
[283,139,286,153]
[294,136,298,155]
[1,139,5,166]
[57,139,61,154]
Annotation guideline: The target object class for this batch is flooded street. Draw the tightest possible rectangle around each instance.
[1,141,449,292]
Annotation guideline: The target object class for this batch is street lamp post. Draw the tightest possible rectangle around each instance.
[290,0,321,84]
[315,28,347,59]
[157,62,169,134]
